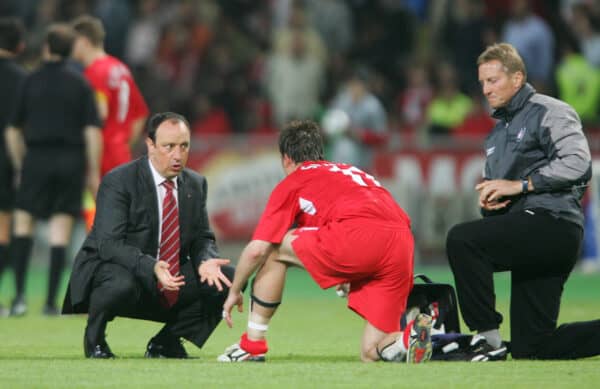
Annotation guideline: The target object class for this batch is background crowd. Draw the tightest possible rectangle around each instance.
[2,0,600,146]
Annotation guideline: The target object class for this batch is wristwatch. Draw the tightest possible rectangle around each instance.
[521,178,529,194]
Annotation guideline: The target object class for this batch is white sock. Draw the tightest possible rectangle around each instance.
[479,329,502,349]
[247,311,270,340]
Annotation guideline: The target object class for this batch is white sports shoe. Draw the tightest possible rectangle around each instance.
[217,343,266,362]
[406,313,433,364]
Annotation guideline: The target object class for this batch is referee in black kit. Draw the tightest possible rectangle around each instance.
[0,18,27,317]
[5,23,102,316]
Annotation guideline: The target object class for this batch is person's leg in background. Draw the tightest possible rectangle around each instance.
[44,213,74,315]
[0,211,11,316]
[10,209,35,316]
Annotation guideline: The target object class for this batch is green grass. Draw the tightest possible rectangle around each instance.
[1,267,599,388]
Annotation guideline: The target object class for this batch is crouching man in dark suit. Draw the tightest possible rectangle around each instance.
[63,112,234,359]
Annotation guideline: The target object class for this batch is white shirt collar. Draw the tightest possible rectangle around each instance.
[148,158,178,189]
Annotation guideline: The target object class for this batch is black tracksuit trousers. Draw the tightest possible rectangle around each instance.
[446,208,600,359]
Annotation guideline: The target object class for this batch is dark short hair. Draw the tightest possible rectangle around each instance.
[279,120,325,163]
[71,15,105,47]
[45,23,75,58]
[147,112,191,142]
[0,17,25,53]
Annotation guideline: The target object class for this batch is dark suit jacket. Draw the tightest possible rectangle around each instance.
[63,156,219,313]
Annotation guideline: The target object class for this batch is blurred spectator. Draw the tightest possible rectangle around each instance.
[124,0,162,72]
[396,62,433,136]
[92,0,131,58]
[267,28,324,126]
[326,67,388,170]
[245,97,277,134]
[438,0,491,95]
[306,0,353,56]
[426,62,473,137]
[570,3,600,67]
[273,1,327,66]
[555,37,600,126]
[502,0,555,92]
[452,96,496,139]
[350,1,417,103]
[191,94,233,135]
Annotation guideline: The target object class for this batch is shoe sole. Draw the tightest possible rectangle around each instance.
[217,354,266,362]
[407,314,433,364]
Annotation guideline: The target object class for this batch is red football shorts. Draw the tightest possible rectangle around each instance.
[291,219,414,333]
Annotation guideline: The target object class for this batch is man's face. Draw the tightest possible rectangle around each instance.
[146,120,190,178]
[478,60,523,109]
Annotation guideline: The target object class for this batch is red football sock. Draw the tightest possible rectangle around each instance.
[240,332,269,355]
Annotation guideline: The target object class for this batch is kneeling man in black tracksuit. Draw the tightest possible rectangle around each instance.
[446,43,600,360]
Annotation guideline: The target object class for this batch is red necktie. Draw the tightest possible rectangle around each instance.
[157,180,180,307]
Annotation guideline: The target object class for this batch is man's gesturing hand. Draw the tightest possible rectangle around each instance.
[154,260,185,290]
[198,258,232,291]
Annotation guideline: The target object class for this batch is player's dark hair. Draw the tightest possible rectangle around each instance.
[147,112,190,142]
[279,120,325,163]
[0,17,25,53]
[45,23,75,58]
[71,15,105,47]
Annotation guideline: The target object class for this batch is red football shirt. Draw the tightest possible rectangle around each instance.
[252,161,410,243]
[84,55,149,175]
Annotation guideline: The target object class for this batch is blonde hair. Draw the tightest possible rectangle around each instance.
[477,43,527,81]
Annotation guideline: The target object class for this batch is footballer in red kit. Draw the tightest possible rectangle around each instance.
[84,55,148,175]
[253,160,414,333]
[72,15,149,177]
[218,120,432,364]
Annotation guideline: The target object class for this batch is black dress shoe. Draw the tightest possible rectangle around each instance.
[145,336,188,359]
[84,335,115,359]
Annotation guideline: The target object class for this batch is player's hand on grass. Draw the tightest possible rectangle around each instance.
[154,260,185,291]
[198,258,232,291]
[222,291,244,328]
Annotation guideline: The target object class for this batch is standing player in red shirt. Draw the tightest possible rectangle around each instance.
[218,120,432,363]
[71,15,149,179]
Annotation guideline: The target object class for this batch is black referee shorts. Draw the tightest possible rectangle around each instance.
[16,148,85,219]
[0,153,14,211]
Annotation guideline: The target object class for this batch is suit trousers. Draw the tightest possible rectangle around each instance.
[86,259,234,348]
[447,208,600,359]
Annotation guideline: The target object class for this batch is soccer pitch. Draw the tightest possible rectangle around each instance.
[1,267,599,388]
